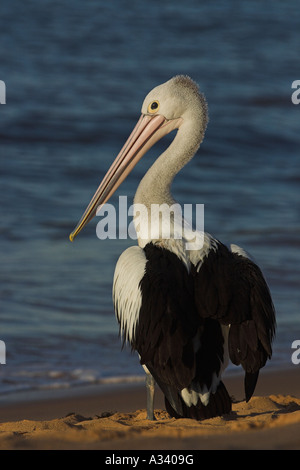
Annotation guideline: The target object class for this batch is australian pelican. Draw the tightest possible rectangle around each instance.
[70,76,276,420]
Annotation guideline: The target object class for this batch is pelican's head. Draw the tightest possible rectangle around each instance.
[142,75,207,124]
[69,75,207,242]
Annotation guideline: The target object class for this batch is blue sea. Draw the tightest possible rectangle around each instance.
[0,0,299,400]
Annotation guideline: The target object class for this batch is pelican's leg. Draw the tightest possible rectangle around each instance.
[145,373,156,420]
[142,364,156,420]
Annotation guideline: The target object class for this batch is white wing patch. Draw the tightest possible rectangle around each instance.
[113,246,147,343]
[230,243,252,260]
[180,372,220,407]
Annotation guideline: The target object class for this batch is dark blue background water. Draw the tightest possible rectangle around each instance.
[0,1,299,397]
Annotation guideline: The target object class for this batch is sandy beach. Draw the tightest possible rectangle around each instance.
[0,367,299,450]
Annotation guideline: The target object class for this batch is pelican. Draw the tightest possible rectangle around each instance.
[69,75,276,421]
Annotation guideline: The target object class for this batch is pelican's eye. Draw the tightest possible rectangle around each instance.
[147,100,160,114]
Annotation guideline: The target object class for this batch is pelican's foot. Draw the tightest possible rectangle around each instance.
[147,412,156,421]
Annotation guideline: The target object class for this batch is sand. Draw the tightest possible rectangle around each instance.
[0,367,300,450]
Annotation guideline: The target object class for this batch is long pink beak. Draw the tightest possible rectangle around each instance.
[69,113,182,241]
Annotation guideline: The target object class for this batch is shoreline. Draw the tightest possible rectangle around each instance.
[0,365,299,421]
[0,366,299,449]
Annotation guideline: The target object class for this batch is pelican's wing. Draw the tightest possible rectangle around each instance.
[113,245,147,346]
[194,241,276,401]
[113,243,199,385]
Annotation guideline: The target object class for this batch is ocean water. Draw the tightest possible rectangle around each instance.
[0,1,299,398]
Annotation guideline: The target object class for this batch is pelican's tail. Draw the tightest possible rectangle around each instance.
[164,381,232,421]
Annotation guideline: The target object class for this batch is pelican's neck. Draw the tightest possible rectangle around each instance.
[133,118,205,261]
[134,118,203,209]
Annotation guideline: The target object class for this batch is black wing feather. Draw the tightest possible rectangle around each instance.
[194,242,276,401]
[132,243,200,390]
[130,243,231,418]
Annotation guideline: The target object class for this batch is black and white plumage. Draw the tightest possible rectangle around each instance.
[70,75,276,421]
[113,236,275,420]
